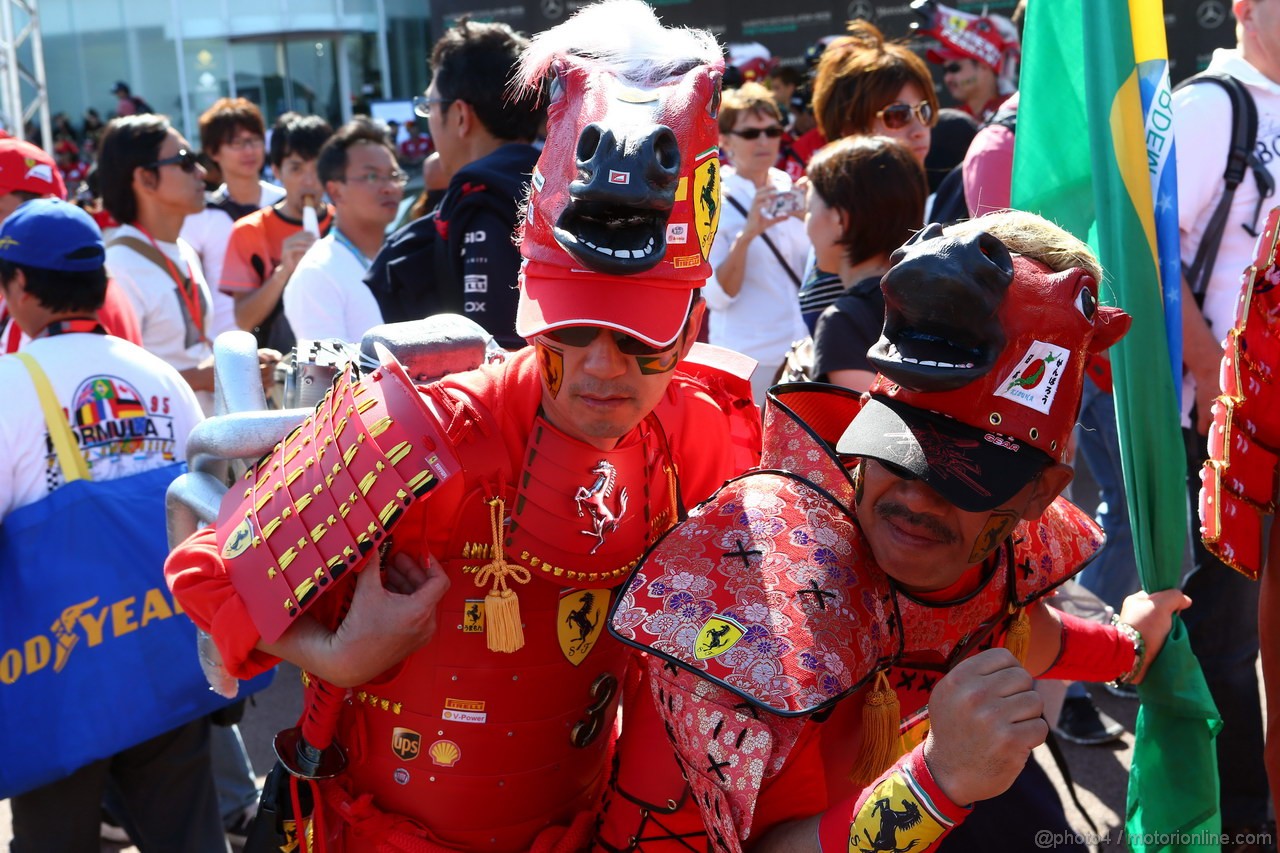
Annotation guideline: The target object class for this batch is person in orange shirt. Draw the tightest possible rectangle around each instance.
[220,112,333,351]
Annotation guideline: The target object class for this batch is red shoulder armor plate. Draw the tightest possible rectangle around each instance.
[214,353,462,643]
[1202,205,1280,580]
[610,385,901,717]
[677,342,763,469]
[1011,496,1104,603]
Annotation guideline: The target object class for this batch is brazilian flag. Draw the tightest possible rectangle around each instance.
[1011,1,1221,850]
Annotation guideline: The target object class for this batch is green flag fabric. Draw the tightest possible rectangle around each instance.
[1011,1,1222,850]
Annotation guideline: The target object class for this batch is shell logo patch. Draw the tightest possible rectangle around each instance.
[441,698,486,724]
[462,598,485,633]
[694,615,745,660]
[429,739,461,767]
[222,517,255,559]
[693,156,720,260]
[994,340,1070,415]
[558,588,609,665]
[391,727,421,761]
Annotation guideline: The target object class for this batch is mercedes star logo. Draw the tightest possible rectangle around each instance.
[1197,0,1227,28]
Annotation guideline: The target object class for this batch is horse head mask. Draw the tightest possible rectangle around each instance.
[840,221,1132,512]
[515,0,724,348]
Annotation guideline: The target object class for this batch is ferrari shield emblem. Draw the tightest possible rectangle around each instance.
[391,727,422,761]
[694,615,745,660]
[222,517,254,559]
[558,589,609,665]
[693,156,720,260]
[847,770,951,852]
[462,599,485,634]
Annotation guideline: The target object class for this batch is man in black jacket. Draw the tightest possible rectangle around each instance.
[365,20,544,349]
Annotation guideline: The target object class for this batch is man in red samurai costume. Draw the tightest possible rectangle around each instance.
[163,2,760,850]
[610,211,1192,852]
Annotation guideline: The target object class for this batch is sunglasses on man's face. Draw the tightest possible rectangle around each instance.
[542,326,675,356]
[729,125,785,140]
[875,101,935,130]
[943,62,965,75]
[147,149,200,173]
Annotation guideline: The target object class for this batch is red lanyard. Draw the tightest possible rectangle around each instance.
[135,225,208,344]
[40,318,107,338]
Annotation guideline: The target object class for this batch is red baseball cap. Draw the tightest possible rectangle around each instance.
[836,225,1131,512]
[516,260,695,348]
[924,15,1015,73]
[0,139,66,199]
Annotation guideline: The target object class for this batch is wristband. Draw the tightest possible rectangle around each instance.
[1109,614,1145,686]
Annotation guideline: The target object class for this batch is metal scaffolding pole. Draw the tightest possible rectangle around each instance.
[0,0,49,151]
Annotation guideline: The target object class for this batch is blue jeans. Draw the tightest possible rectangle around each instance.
[1183,427,1269,828]
[1073,380,1140,611]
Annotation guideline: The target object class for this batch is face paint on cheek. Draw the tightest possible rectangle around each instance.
[966,508,1020,564]
[636,349,679,375]
[536,340,565,398]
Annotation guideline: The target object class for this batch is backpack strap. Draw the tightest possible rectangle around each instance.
[1175,72,1274,305]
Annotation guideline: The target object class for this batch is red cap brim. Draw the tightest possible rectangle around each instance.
[517,265,695,348]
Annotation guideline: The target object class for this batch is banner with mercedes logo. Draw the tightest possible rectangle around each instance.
[429,0,1234,98]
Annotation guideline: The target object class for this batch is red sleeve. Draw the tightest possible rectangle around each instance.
[818,746,971,853]
[165,526,284,680]
[1037,609,1136,683]
[98,277,142,345]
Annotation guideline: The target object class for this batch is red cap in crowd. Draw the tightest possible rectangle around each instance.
[0,138,67,200]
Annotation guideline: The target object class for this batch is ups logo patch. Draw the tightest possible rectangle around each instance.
[391,727,421,761]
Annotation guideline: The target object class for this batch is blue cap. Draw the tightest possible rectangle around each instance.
[0,198,105,272]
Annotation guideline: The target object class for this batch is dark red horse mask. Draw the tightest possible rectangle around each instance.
[514,0,724,347]
[839,223,1132,512]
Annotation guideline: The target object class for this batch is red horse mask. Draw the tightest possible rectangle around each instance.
[514,0,724,347]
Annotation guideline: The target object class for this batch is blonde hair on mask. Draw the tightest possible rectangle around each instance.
[944,209,1103,282]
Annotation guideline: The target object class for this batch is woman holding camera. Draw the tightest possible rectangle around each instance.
[704,82,809,406]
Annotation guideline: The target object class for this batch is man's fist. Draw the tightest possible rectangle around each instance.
[922,648,1048,806]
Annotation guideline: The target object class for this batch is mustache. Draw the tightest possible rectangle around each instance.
[568,381,638,399]
[874,501,959,544]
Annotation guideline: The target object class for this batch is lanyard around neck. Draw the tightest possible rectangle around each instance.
[134,225,208,344]
[332,227,372,271]
[40,318,107,338]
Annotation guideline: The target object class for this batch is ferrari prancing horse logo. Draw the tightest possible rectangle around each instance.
[558,588,609,664]
[694,615,745,660]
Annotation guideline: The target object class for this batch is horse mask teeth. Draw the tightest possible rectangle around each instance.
[869,225,1014,392]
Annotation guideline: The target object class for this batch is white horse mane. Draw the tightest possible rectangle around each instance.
[517,0,722,91]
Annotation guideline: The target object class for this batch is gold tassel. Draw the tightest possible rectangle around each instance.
[849,670,903,786]
[1004,606,1032,665]
[473,497,531,653]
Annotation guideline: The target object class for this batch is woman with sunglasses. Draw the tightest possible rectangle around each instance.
[811,20,939,165]
[797,20,939,331]
[704,82,810,406]
[805,135,926,393]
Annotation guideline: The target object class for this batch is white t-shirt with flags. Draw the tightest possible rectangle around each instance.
[0,332,203,519]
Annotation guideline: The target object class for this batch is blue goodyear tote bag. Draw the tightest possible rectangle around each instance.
[0,353,272,798]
